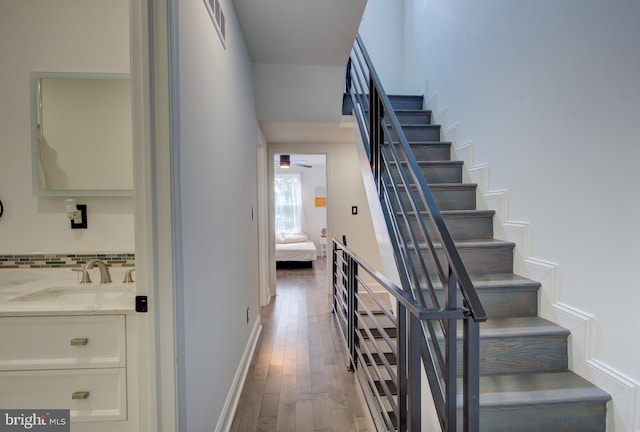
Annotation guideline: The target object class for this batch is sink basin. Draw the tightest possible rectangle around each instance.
[10,286,133,303]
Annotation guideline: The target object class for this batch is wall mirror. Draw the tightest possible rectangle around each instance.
[31,72,133,196]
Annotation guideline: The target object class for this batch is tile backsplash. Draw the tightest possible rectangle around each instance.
[0,253,135,269]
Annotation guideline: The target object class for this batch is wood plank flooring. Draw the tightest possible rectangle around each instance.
[230,259,373,432]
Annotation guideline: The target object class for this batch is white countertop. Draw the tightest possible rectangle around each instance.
[0,268,136,316]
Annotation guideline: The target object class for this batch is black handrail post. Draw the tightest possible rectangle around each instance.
[463,318,481,432]
[446,268,458,431]
[376,90,384,193]
[368,81,384,194]
[345,57,352,93]
[368,80,377,185]
[332,242,337,314]
[408,313,422,431]
[397,303,408,432]
[367,80,374,165]
[376,93,384,194]
[351,257,359,370]
[346,254,354,371]
[446,319,458,431]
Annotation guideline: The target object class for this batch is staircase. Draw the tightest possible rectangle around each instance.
[377,94,611,430]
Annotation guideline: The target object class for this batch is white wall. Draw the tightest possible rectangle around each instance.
[358,0,405,94]
[402,0,640,429]
[173,0,260,429]
[0,0,134,254]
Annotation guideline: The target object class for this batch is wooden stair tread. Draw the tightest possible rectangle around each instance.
[395,182,476,189]
[387,123,439,127]
[424,272,540,291]
[466,372,611,407]
[467,272,541,287]
[410,238,515,250]
[387,108,432,114]
[402,209,495,218]
[359,312,564,338]
[386,140,452,145]
[388,160,463,167]
[369,108,432,114]
[478,316,570,338]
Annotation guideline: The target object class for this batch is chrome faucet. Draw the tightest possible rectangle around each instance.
[85,259,112,284]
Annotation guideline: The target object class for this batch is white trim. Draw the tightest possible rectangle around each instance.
[215,319,262,432]
[443,121,459,149]
[257,131,271,306]
[130,0,170,430]
[168,0,185,427]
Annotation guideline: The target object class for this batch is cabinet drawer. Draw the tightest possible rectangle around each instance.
[0,315,125,370]
[0,368,126,422]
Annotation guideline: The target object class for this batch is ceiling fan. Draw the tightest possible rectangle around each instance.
[276,154,312,169]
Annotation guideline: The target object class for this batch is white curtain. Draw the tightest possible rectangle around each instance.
[274,173,302,233]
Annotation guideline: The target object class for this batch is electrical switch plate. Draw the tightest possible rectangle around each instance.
[351,206,358,215]
[136,296,148,313]
[71,204,87,229]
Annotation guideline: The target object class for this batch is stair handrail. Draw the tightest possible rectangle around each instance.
[333,238,483,431]
[333,238,449,430]
[349,33,486,323]
[346,33,486,431]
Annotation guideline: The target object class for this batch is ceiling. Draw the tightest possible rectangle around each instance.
[232,0,366,143]
[233,0,367,67]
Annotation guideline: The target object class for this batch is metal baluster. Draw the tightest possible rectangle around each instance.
[408,313,422,431]
[464,317,481,432]
[446,267,458,431]
[397,303,407,432]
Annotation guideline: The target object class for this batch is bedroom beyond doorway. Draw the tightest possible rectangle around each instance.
[274,154,327,270]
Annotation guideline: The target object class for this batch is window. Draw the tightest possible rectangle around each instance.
[274,173,302,233]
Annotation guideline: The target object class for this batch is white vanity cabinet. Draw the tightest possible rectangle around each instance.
[0,315,131,429]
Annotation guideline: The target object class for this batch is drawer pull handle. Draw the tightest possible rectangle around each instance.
[72,391,90,400]
[70,338,89,346]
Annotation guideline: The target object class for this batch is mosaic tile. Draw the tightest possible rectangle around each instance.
[0,253,135,269]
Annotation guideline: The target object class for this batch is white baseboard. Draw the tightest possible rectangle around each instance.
[215,319,262,432]
[425,95,639,431]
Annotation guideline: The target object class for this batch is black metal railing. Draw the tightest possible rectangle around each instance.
[340,33,487,431]
[333,240,423,430]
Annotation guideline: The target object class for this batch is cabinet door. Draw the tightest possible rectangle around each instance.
[0,315,125,370]
[0,368,126,422]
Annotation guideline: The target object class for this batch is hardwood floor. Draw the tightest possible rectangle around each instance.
[230,258,373,432]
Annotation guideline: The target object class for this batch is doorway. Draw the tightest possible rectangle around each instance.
[269,153,327,299]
